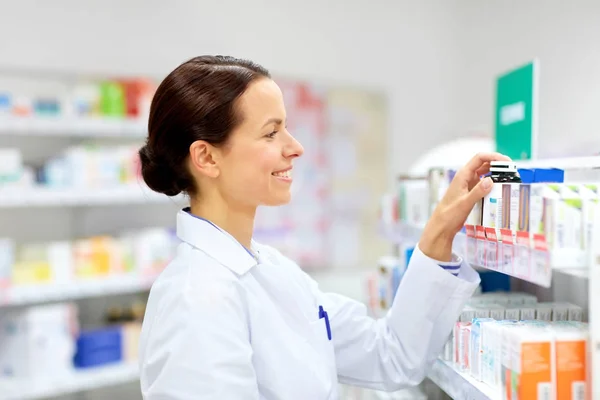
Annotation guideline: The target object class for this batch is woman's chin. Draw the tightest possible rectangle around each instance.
[262,192,292,207]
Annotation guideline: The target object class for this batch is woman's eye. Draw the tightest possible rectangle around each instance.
[266,131,278,138]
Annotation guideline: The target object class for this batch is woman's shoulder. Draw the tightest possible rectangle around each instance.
[151,243,246,304]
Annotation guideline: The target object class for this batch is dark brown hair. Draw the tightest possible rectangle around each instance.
[139,55,270,196]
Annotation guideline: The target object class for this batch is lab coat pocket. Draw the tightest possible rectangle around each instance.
[309,318,336,371]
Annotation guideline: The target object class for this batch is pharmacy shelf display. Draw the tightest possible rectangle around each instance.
[381,221,588,286]
[0,273,159,307]
[427,360,499,400]
[0,116,147,138]
[377,156,600,400]
[0,362,139,400]
[0,72,165,399]
[0,184,183,208]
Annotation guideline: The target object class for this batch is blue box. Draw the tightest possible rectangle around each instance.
[74,326,123,369]
[533,168,564,183]
[517,168,535,183]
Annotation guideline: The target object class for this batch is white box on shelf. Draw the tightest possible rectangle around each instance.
[0,238,14,283]
[0,304,76,379]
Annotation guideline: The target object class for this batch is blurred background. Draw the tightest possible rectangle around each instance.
[0,1,599,399]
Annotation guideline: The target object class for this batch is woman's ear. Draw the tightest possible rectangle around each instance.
[189,140,220,178]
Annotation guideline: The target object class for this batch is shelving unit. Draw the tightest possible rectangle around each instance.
[1,273,159,307]
[0,116,146,138]
[0,362,139,400]
[0,72,168,400]
[0,184,182,207]
[380,156,599,400]
[427,360,499,400]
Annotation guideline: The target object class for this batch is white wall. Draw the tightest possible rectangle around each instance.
[453,0,600,158]
[0,0,464,177]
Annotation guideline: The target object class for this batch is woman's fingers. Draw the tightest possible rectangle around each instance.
[467,162,491,191]
[460,152,511,179]
[474,162,491,177]
[463,176,494,210]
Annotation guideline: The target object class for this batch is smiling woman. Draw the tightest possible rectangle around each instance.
[137,54,508,400]
[139,55,304,248]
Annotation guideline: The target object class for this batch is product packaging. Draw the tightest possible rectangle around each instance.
[544,184,586,267]
[536,303,554,321]
[398,178,429,226]
[459,323,472,372]
[503,306,521,321]
[379,194,398,226]
[519,305,537,321]
[0,304,77,378]
[0,148,23,185]
[482,162,521,229]
[503,325,555,400]
[453,308,477,365]
[0,238,14,285]
[553,324,588,400]
[428,168,453,218]
[578,184,598,261]
[11,243,53,285]
[497,322,521,393]
[470,318,495,381]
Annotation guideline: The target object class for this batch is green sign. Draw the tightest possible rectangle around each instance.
[494,60,538,160]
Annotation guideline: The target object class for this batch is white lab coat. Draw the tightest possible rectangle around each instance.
[139,209,480,399]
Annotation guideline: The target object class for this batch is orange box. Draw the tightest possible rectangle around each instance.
[553,324,588,400]
[503,326,554,400]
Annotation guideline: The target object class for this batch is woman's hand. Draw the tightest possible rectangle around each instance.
[419,152,512,262]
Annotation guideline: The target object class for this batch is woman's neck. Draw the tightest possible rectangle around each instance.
[189,196,256,250]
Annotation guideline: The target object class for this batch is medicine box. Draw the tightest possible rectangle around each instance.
[470,318,494,381]
[553,324,588,400]
[504,326,554,400]
[74,326,123,368]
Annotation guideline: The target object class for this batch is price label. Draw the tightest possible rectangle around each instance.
[515,232,531,279]
[532,234,551,286]
[486,241,498,269]
[485,228,499,269]
[514,244,530,278]
[475,227,487,266]
[466,237,477,264]
[501,243,514,274]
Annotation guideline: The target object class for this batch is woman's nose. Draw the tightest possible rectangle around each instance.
[284,134,304,158]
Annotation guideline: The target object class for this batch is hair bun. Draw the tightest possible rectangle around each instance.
[138,145,184,197]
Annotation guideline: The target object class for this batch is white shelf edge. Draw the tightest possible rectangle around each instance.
[427,359,499,400]
[0,185,185,207]
[0,116,147,138]
[0,362,139,400]
[1,273,159,307]
[515,155,600,170]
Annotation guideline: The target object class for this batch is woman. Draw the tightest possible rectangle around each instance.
[138,55,508,399]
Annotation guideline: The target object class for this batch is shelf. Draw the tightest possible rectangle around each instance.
[381,222,589,287]
[0,362,139,400]
[0,116,146,138]
[427,359,499,400]
[516,156,600,170]
[0,273,159,307]
[0,184,183,207]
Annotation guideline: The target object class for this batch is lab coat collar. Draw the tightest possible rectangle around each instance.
[176,208,258,275]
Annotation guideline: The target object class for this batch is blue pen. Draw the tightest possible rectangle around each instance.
[318,305,332,341]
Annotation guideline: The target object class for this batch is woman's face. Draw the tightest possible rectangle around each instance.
[216,78,304,208]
